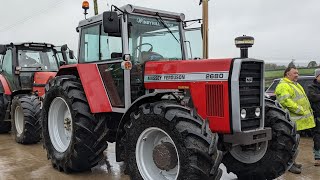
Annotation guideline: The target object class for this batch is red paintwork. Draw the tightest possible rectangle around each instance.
[33,72,56,97]
[190,82,230,133]
[144,59,233,133]
[145,59,232,74]
[76,64,112,113]
[0,74,11,95]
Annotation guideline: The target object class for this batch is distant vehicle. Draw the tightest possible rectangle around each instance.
[265,76,314,100]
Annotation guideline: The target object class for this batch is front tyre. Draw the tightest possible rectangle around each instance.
[223,99,299,180]
[124,102,222,180]
[11,94,41,144]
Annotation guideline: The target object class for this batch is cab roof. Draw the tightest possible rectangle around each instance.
[78,4,185,28]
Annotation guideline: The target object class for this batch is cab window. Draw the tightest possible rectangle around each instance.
[79,24,122,63]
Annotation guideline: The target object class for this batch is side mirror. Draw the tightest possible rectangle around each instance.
[0,45,6,55]
[102,11,120,33]
[59,61,67,66]
[69,50,75,59]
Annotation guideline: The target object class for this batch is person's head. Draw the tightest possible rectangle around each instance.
[284,66,299,82]
[314,69,320,82]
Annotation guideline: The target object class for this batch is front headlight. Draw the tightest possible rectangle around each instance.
[240,109,247,119]
[255,107,261,117]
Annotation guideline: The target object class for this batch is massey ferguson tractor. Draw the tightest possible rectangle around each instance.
[41,3,299,180]
[0,42,64,144]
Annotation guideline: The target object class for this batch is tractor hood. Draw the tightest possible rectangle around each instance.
[144,59,233,89]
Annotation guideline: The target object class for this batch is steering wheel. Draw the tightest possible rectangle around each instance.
[135,43,153,52]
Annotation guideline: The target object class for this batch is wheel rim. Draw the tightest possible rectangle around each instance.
[48,97,72,153]
[230,141,268,164]
[14,106,24,135]
[136,127,180,180]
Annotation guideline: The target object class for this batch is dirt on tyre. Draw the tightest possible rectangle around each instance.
[123,101,223,180]
[0,93,10,133]
[42,75,109,172]
[11,94,41,144]
[223,99,299,180]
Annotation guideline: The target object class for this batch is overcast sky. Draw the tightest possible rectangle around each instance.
[1,0,319,65]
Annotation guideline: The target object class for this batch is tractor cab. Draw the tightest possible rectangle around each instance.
[75,5,197,108]
[0,43,59,96]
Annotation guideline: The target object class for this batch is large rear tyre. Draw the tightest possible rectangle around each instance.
[11,94,41,144]
[42,75,109,172]
[223,99,299,180]
[123,102,223,180]
[0,93,10,133]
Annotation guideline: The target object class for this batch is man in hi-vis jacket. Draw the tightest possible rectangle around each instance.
[275,65,315,174]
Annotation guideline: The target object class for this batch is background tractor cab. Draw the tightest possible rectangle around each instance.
[0,43,60,97]
[41,4,299,180]
[0,42,61,144]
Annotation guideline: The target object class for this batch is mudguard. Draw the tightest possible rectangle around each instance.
[57,64,112,113]
[0,74,11,95]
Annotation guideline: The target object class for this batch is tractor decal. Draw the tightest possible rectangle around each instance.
[144,72,229,82]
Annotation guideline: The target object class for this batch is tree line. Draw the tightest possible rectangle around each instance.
[266,60,318,71]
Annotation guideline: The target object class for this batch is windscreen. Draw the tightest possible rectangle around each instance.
[266,79,280,92]
[128,14,182,64]
[17,47,59,71]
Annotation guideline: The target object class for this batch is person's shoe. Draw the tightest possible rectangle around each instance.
[289,165,301,174]
[294,163,302,168]
[315,160,320,166]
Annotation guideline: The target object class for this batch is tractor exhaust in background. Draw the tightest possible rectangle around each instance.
[235,35,254,58]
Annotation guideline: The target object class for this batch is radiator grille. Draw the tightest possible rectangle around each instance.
[239,62,262,131]
[206,84,224,117]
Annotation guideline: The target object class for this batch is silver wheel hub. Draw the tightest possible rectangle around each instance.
[14,106,24,135]
[136,127,180,180]
[48,97,72,153]
[230,141,268,164]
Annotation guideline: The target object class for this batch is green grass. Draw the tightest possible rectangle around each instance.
[265,68,316,88]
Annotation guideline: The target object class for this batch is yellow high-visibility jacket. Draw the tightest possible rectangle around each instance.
[275,77,315,131]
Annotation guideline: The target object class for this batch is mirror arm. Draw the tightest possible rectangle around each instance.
[111,5,126,22]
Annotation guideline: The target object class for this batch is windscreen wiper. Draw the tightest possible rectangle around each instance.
[155,13,180,44]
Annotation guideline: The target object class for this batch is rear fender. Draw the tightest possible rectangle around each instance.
[55,64,112,113]
[0,74,11,95]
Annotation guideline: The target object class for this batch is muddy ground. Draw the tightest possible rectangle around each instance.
[0,134,319,180]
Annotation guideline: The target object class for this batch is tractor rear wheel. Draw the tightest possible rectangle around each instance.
[223,99,299,180]
[123,101,223,180]
[11,94,41,144]
[0,93,10,133]
[42,75,109,172]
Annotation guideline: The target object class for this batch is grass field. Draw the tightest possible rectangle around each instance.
[265,68,316,87]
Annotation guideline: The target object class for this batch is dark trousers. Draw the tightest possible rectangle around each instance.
[313,117,320,160]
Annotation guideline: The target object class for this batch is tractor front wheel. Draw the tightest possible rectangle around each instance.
[223,99,299,180]
[123,101,223,180]
[11,94,41,144]
[42,75,109,172]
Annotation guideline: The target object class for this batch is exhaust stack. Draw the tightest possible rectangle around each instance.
[235,35,254,58]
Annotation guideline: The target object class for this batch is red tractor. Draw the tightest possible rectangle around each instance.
[0,42,69,144]
[41,4,299,180]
